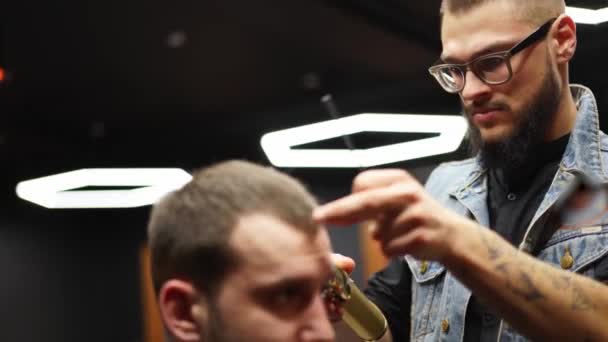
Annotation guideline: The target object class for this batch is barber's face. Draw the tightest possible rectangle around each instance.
[195,214,335,342]
[440,1,555,145]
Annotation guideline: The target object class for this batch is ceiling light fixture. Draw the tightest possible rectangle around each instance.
[16,168,192,209]
[566,6,608,25]
[260,113,467,168]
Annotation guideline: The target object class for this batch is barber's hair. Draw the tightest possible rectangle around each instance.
[147,160,319,296]
[440,0,565,26]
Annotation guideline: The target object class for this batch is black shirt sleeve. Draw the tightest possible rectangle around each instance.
[364,258,412,342]
[594,254,608,282]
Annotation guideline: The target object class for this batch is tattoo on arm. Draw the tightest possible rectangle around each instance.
[473,225,605,342]
[477,229,546,301]
[479,229,503,260]
[571,284,596,311]
[549,273,572,290]
[540,262,597,311]
[495,262,545,302]
[476,228,601,313]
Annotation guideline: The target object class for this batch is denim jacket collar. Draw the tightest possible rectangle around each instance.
[561,84,607,180]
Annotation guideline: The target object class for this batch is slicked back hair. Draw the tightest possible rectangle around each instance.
[147,160,320,296]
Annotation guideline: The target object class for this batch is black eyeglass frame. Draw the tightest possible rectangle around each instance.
[428,17,558,94]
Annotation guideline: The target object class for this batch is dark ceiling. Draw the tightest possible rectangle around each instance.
[1,0,608,205]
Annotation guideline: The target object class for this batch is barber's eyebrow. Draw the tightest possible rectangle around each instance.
[440,40,517,64]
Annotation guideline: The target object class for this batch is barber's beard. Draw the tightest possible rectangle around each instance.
[465,63,561,174]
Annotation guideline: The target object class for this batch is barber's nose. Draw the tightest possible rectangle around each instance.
[299,295,335,342]
[460,70,491,102]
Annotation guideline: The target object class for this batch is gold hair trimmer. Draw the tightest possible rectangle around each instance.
[323,266,388,341]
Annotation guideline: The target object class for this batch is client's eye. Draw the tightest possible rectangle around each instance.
[260,281,316,318]
[274,284,309,308]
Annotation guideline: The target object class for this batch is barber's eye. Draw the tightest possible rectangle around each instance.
[441,66,461,83]
[476,56,504,71]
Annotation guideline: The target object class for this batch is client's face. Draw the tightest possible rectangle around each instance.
[196,213,335,342]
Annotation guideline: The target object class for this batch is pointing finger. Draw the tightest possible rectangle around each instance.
[313,182,420,225]
[351,169,415,193]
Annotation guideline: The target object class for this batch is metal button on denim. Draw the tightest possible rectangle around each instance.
[441,319,450,333]
[482,313,498,325]
[420,261,429,274]
[561,247,574,269]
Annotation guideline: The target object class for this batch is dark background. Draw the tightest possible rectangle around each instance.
[1,1,607,341]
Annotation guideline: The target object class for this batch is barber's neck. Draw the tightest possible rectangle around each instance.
[544,79,577,142]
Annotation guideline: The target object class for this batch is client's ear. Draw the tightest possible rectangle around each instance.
[159,280,207,342]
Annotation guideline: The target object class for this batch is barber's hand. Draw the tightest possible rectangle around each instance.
[314,169,472,263]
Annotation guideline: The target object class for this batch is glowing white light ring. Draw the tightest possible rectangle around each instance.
[261,113,468,168]
[16,168,192,209]
[566,6,608,25]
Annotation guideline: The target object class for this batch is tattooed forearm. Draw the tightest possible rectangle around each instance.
[549,272,572,290]
[515,269,545,301]
[479,228,503,260]
[455,225,608,341]
[536,258,596,311]
[478,228,546,301]
[571,284,596,311]
[496,262,545,301]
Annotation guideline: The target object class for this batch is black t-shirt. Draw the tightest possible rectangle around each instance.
[465,133,569,341]
[365,258,412,342]
[365,134,608,341]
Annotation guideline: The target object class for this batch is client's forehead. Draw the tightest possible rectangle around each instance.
[228,213,331,283]
[229,214,330,267]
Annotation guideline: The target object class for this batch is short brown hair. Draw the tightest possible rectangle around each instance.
[147,160,319,295]
[440,0,565,26]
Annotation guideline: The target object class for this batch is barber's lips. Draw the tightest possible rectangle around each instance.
[472,109,502,126]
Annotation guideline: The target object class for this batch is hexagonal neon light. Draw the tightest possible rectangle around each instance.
[260,113,468,168]
[16,168,192,209]
[566,6,608,25]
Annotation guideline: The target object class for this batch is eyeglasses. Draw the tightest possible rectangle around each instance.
[428,18,557,94]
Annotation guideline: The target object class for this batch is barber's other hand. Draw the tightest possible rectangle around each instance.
[325,253,355,322]
[332,253,355,274]
[314,169,473,264]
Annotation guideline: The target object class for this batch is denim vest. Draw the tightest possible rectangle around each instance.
[405,85,608,342]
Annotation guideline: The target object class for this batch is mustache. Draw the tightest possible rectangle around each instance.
[463,102,510,116]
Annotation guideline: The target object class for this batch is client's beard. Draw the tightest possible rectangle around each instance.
[465,62,561,174]
[205,302,239,342]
